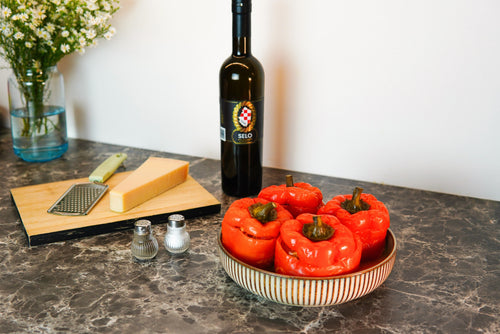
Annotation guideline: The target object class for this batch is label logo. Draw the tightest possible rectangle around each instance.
[232,101,258,144]
[233,101,256,132]
[238,106,252,128]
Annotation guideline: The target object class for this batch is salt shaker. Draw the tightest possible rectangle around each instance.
[164,214,190,254]
[131,219,159,260]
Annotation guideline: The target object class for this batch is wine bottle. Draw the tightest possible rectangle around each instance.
[220,0,265,197]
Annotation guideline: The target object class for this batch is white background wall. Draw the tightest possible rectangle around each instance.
[1,0,499,201]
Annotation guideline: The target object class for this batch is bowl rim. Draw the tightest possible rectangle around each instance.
[218,228,397,281]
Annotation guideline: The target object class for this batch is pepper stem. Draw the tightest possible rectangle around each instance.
[352,187,363,208]
[302,216,335,242]
[341,187,371,214]
[248,202,278,223]
[285,174,294,187]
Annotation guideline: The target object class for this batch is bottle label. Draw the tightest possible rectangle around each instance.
[220,99,263,145]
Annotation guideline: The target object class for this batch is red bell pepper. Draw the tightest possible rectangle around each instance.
[258,175,323,218]
[274,214,362,277]
[318,187,390,261]
[221,197,293,269]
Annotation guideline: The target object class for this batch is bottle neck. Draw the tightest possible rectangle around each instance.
[232,10,251,56]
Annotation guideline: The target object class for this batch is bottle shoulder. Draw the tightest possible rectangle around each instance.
[220,54,264,73]
[220,54,264,99]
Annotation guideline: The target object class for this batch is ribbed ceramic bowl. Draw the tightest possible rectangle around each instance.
[218,229,396,307]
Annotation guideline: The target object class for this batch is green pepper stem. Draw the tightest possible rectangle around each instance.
[314,216,322,228]
[248,202,278,223]
[286,175,294,187]
[341,187,371,214]
[352,187,363,208]
[302,216,335,242]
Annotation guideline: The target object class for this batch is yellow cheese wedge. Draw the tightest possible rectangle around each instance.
[109,157,189,213]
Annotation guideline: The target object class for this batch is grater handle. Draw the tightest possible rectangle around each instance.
[89,153,128,183]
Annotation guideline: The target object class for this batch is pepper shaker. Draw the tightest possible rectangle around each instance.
[164,214,190,254]
[131,219,159,260]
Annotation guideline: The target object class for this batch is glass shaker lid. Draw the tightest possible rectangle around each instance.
[134,219,152,235]
[168,214,185,228]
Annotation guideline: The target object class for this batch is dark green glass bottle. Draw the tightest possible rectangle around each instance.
[220,0,265,197]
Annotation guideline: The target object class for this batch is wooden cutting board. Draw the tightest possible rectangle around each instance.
[10,172,221,246]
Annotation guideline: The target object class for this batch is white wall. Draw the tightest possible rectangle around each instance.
[1,0,499,201]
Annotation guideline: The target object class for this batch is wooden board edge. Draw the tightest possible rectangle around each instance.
[23,203,221,247]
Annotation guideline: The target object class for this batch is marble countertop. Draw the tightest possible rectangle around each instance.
[0,129,499,333]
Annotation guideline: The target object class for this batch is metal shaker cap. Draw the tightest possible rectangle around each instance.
[165,214,190,254]
[168,214,185,228]
[134,219,152,235]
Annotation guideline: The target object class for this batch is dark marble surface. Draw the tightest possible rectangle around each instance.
[0,128,499,333]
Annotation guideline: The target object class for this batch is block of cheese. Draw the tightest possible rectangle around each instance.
[109,157,189,213]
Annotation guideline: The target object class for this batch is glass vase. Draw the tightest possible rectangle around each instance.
[8,65,68,162]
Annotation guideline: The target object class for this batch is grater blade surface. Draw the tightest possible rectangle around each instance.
[47,183,109,216]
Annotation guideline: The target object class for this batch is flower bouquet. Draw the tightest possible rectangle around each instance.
[0,0,119,161]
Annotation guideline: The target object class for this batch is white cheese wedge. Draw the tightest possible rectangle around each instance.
[109,157,189,213]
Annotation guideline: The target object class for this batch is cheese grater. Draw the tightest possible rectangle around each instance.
[48,153,127,215]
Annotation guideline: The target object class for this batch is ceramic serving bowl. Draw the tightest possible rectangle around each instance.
[218,229,397,307]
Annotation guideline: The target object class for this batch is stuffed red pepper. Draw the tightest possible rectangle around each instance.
[318,187,390,261]
[258,175,323,218]
[221,198,293,269]
[274,214,362,277]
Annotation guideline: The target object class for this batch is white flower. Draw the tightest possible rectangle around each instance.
[104,27,116,40]
[79,36,86,47]
[35,28,43,38]
[85,29,96,40]
[46,23,56,33]
[35,28,50,40]
[1,24,12,37]
[1,6,12,18]
[2,29,12,37]
[86,14,100,26]
[31,6,46,21]
[12,13,28,22]
[88,16,104,26]
[0,0,120,78]
[100,13,112,21]
[87,3,99,11]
